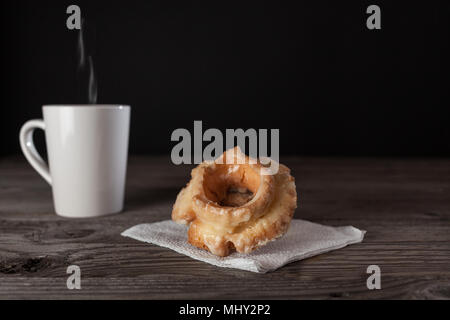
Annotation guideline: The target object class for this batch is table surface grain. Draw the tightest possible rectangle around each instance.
[0,156,449,299]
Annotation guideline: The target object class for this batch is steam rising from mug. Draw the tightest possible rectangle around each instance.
[77,21,97,104]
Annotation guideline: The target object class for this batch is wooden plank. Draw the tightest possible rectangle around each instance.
[0,156,449,299]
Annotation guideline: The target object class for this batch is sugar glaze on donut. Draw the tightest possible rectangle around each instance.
[172,147,297,256]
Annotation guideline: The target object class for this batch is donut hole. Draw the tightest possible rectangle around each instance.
[220,186,254,207]
[203,164,260,207]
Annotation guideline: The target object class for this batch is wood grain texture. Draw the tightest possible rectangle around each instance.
[0,156,449,299]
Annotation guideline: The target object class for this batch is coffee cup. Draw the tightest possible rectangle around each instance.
[19,105,130,218]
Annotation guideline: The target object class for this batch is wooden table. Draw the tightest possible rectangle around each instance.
[0,156,449,299]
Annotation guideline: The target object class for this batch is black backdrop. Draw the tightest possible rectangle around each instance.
[1,0,449,156]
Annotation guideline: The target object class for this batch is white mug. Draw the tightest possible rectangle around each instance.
[19,105,130,218]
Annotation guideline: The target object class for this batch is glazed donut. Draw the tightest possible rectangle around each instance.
[172,147,297,256]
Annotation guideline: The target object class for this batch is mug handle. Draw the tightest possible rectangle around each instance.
[19,119,52,185]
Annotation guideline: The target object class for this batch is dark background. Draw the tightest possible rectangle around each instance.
[1,0,449,157]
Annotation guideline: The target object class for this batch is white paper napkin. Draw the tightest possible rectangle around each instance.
[121,219,365,273]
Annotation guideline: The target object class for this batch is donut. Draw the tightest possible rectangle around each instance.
[172,147,297,256]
